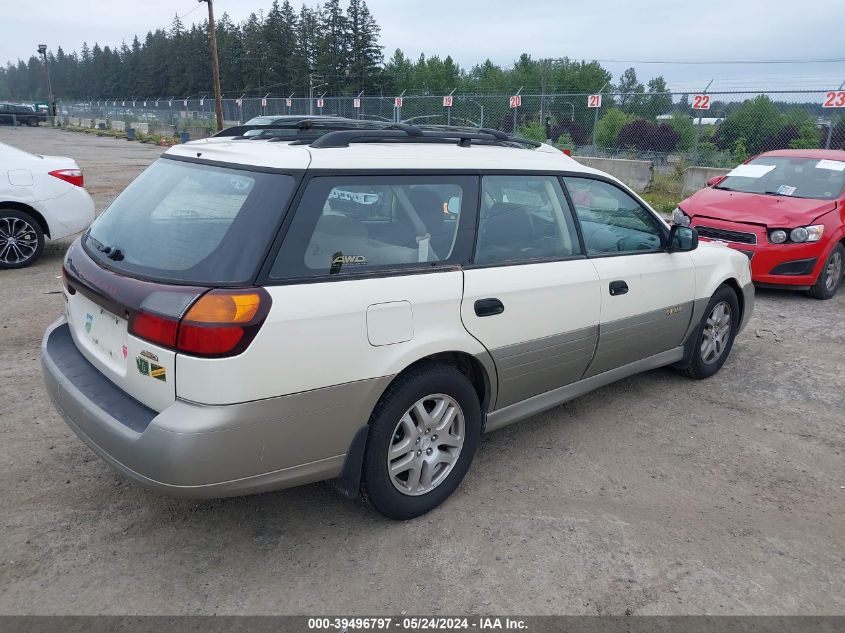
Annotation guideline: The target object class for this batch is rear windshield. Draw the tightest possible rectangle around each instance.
[83,158,295,285]
[717,156,845,200]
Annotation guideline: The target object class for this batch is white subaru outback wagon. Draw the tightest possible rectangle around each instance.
[42,124,754,519]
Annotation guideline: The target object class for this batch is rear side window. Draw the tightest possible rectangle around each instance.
[270,175,477,280]
[84,158,295,285]
[563,177,664,255]
[474,175,581,264]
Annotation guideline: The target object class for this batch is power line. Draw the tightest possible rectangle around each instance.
[587,57,845,65]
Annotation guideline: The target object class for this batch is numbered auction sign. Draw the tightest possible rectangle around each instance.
[285,98,292,107]
[509,95,522,108]
[353,98,361,108]
[587,94,602,108]
[317,98,324,108]
[236,98,242,107]
[261,97,267,107]
[692,94,711,110]
[183,99,188,107]
[200,98,204,106]
[443,95,453,108]
[168,100,172,107]
[121,101,125,106]
[823,91,845,108]
[394,96,403,108]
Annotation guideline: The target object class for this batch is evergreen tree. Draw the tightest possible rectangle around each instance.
[347,0,382,92]
[315,0,349,94]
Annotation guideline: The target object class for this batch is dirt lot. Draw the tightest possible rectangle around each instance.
[0,127,843,616]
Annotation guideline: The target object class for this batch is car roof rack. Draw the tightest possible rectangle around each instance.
[213,118,373,138]
[307,123,542,149]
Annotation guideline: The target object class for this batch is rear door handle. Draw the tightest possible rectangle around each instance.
[609,280,629,296]
[474,298,504,317]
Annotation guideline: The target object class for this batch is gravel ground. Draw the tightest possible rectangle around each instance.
[0,127,843,616]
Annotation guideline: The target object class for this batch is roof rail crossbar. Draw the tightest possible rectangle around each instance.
[478,127,510,141]
[386,123,424,137]
[213,118,387,138]
[310,127,542,149]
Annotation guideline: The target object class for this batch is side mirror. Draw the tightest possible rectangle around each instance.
[707,175,725,187]
[668,225,698,252]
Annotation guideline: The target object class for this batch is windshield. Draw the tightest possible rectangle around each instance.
[717,156,845,200]
[83,158,295,285]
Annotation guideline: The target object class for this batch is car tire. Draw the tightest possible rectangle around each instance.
[680,285,740,380]
[360,363,481,520]
[0,208,45,269]
[807,244,844,300]
[26,117,38,127]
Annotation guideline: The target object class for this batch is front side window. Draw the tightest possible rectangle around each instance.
[271,175,477,279]
[563,177,664,255]
[474,175,581,264]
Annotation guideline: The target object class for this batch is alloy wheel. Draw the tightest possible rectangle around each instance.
[701,301,732,365]
[0,216,39,265]
[387,393,465,496]
[825,250,842,292]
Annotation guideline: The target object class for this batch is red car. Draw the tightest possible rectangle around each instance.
[674,149,845,299]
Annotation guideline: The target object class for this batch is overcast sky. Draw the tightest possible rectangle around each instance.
[4,0,845,93]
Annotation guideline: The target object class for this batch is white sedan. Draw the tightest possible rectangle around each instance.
[1,142,95,268]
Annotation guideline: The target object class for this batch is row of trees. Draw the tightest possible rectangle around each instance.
[0,0,382,100]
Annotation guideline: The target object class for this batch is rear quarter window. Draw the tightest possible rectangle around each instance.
[270,175,478,280]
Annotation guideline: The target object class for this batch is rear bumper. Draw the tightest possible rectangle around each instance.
[41,316,387,497]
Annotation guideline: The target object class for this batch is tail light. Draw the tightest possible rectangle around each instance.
[60,265,76,295]
[128,288,271,358]
[49,168,84,187]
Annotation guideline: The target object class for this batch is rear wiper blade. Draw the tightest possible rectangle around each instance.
[98,243,125,261]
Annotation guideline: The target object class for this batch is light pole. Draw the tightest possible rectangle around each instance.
[308,75,326,115]
[37,44,54,118]
[198,0,224,132]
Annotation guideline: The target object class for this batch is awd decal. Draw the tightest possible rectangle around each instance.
[331,254,367,266]
[665,305,684,316]
[136,356,166,382]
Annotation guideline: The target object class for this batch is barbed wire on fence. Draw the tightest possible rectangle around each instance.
[55,89,845,168]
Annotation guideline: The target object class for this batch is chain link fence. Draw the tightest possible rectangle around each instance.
[57,90,845,168]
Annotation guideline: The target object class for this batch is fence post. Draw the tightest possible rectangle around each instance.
[591,82,609,149]
[692,80,713,165]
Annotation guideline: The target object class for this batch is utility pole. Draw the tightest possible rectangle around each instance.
[199,0,224,132]
[37,44,54,118]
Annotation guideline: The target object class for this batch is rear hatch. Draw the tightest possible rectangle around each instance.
[64,157,297,411]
